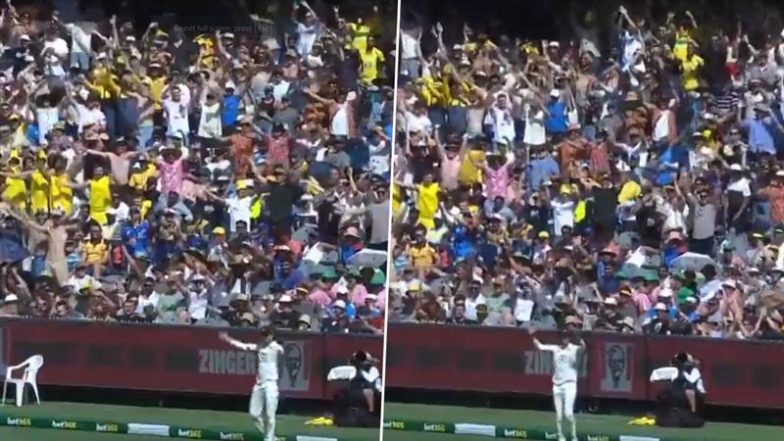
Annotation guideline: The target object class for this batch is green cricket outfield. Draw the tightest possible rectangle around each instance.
[382,402,782,441]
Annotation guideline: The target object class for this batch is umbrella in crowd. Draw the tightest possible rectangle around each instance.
[348,248,388,268]
[389,3,784,341]
[0,0,393,336]
[670,252,718,273]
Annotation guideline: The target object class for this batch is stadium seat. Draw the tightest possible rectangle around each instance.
[2,354,44,407]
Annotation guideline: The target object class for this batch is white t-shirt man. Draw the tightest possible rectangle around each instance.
[297,22,319,57]
[400,28,421,60]
[330,102,349,137]
[136,291,161,315]
[405,111,432,134]
[489,104,516,144]
[367,139,390,175]
[42,37,69,59]
[225,196,253,232]
[727,177,752,198]
[551,197,575,235]
[163,96,191,137]
[187,288,210,321]
[65,22,95,54]
[464,293,487,321]
[523,102,546,146]
[198,101,222,138]
[36,107,59,144]
[271,80,291,103]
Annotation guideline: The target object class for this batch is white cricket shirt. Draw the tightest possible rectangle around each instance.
[536,342,582,386]
[228,340,284,384]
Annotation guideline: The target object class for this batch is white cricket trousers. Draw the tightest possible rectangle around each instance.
[249,381,279,441]
[553,382,577,440]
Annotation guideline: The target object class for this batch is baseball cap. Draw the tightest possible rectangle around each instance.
[333,300,346,310]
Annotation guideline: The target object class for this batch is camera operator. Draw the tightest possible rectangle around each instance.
[332,350,381,427]
[655,352,706,428]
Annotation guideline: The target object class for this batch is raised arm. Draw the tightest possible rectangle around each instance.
[6,207,48,234]
[528,326,558,352]
[0,169,34,179]
[60,179,89,190]
[218,332,257,351]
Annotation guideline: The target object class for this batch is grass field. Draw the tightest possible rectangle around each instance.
[382,403,783,441]
[0,401,380,440]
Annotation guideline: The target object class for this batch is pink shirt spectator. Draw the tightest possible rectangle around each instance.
[484,164,510,200]
[632,290,652,314]
[440,156,461,191]
[590,142,611,175]
[308,288,333,307]
[157,158,185,195]
[350,284,368,305]
[265,135,291,168]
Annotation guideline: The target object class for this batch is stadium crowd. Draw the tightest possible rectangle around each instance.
[389,1,784,340]
[0,0,393,335]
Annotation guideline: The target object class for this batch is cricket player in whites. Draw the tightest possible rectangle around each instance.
[219,327,284,441]
[527,326,585,441]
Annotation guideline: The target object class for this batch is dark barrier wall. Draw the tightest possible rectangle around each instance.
[0,319,383,400]
[384,324,784,409]
[5,320,783,409]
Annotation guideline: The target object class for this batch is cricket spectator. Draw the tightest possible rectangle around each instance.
[0,0,393,335]
[389,0,784,341]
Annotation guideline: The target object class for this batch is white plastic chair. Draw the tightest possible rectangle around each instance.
[327,365,357,382]
[2,355,44,407]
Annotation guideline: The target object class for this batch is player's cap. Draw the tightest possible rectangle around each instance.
[259,325,274,336]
